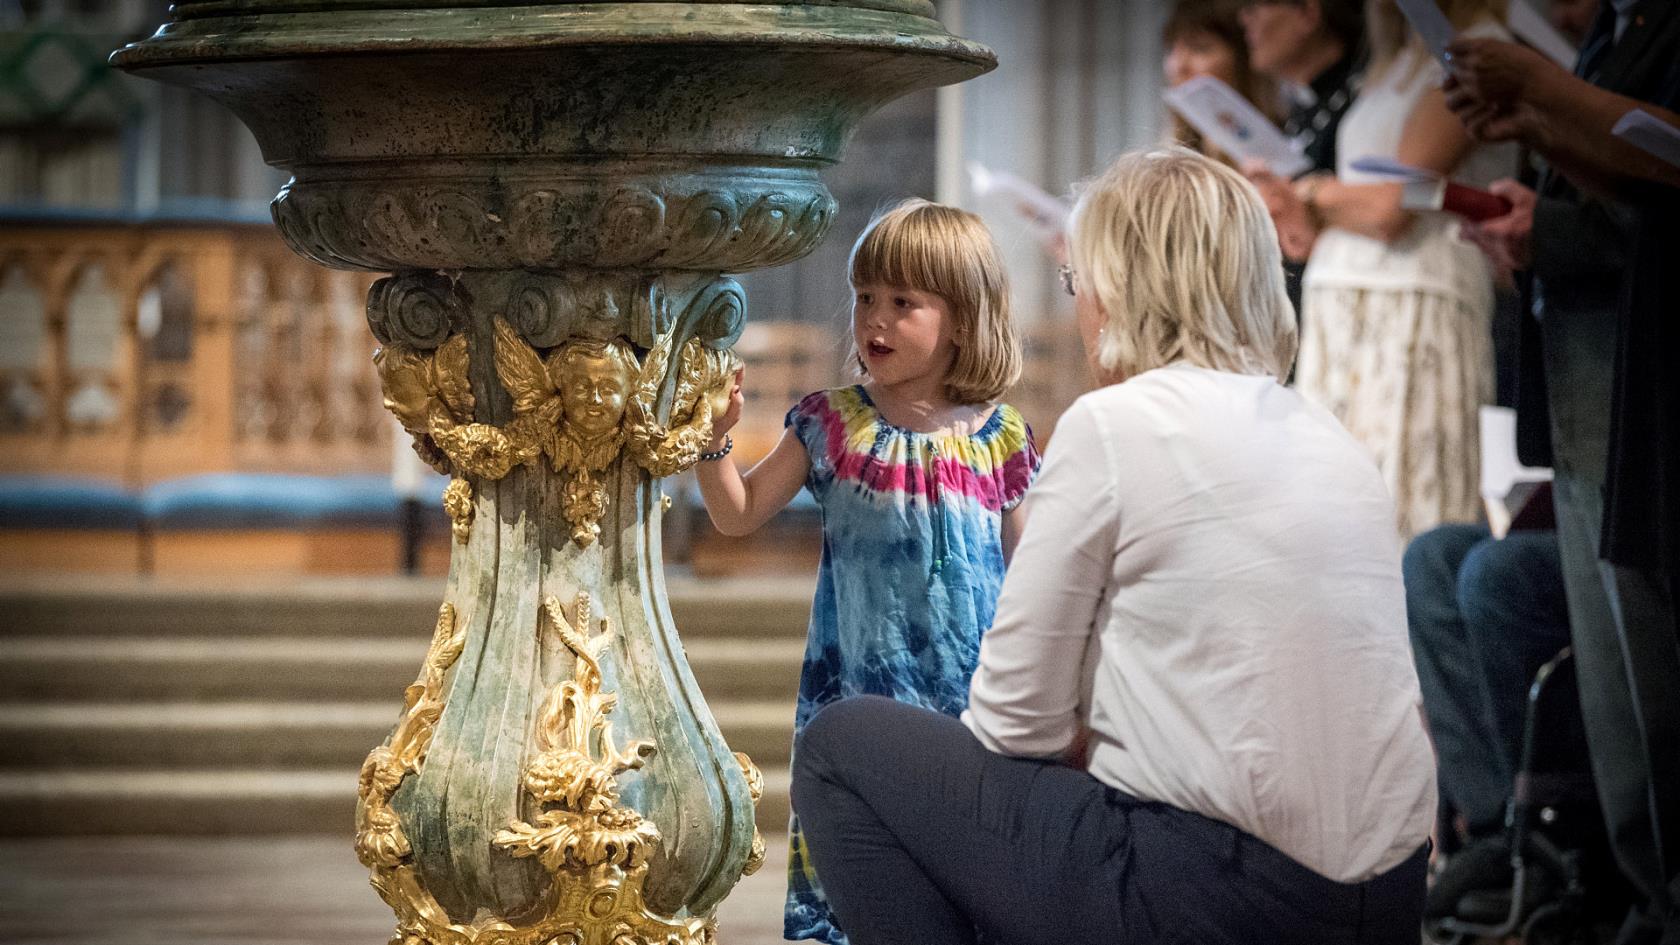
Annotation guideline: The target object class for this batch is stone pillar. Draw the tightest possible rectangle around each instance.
[112,3,991,942]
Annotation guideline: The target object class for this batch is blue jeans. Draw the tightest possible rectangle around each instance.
[1404,524,1570,835]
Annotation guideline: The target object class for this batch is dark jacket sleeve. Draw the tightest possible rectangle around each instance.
[1529,194,1637,284]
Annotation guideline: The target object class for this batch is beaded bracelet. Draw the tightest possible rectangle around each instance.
[698,435,733,462]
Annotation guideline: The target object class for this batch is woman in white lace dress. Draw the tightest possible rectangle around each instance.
[1251,0,1517,538]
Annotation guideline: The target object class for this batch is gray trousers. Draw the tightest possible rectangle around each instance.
[1542,299,1680,917]
[790,695,1428,945]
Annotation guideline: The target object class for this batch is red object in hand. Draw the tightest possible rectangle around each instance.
[1443,182,1514,221]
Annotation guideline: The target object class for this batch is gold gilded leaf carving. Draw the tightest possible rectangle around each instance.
[355,603,464,871]
[442,478,474,543]
[626,335,741,479]
[355,595,713,944]
[733,751,767,878]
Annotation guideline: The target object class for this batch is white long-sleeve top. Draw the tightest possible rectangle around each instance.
[963,363,1436,882]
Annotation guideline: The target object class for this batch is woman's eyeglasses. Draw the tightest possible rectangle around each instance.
[1058,264,1077,297]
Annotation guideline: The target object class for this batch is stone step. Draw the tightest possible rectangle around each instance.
[0,766,792,836]
[0,575,814,641]
[0,700,795,770]
[0,636,805,704]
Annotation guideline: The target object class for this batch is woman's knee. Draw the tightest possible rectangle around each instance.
[796,695,897,767]
[791,695,901,811]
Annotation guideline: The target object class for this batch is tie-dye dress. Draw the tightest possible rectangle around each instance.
[782,385,1041,944]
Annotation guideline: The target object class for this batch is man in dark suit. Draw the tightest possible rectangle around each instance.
[1448,4,1680,942]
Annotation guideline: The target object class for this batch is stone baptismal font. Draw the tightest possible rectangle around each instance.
[112,2,993,942]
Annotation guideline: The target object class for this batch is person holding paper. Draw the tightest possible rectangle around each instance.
[1240,0,1369,172]
[1445,33,1680,192]
[1444,6,1680,942]
[1239,0,1368,310]
[1247,0,1518,540]
[1165,0,1288,166]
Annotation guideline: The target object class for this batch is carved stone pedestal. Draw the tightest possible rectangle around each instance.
[112,3,991,941]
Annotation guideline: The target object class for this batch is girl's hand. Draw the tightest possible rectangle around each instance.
[709,368,745,450]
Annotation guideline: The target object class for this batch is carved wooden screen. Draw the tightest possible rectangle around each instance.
[0,221,387,484]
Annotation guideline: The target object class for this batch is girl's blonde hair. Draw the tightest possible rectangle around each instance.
[1366,0,1507,80]
[848,198,1022,405]
[1068,146,1297,383]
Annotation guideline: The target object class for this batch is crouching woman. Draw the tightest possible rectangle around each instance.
[789,147,1436,945]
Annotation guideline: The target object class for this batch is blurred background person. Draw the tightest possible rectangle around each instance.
[1249,0,1518,539]
[1239,0,1367,311]
[1444,8,1680,940]
[1241,0,1369,172]
[1164,0,1287,165]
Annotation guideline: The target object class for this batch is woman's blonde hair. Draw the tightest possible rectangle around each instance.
[1068,146,1297,383]
[1366,0,1507,79]
[848,198,1022,405]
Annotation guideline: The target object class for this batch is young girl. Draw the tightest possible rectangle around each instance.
[695,198,1041,944]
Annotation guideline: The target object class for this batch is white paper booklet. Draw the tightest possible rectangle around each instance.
[1162,76,1311,177]
[967,162,1070,240]
[1479,405,1552,538]
[1394,0,1457,62]
[1612,109,1680,170]
[1507,0,1577,69]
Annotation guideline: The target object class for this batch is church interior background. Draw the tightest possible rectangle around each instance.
[0,2,1171,942]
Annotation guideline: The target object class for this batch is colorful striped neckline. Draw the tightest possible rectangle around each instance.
[850,385,1005,443]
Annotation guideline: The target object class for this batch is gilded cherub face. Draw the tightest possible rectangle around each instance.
[374,348,433,428]
[553,344,633,439]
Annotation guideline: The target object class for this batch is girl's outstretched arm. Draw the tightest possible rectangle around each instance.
[694,377,811,537]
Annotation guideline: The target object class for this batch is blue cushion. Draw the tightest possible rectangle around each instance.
[0,476,144,530]
[143,473,403,530]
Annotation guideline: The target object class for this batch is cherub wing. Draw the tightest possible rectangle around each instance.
[492,318,555,417]
[430,334,475,421]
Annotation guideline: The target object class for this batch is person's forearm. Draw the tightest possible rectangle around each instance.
[694,431,809,537]
[695,456,759,537]
[1314,179,1415,242]
[1524,70,1680,194]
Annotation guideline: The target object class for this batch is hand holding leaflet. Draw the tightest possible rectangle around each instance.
[969,163,1072,259]
[967,162,1070,243]
[1612,109,1680,170]
[1163,76,1311,177]
[1349,156,1514,221]
[1393,0,1457,62]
